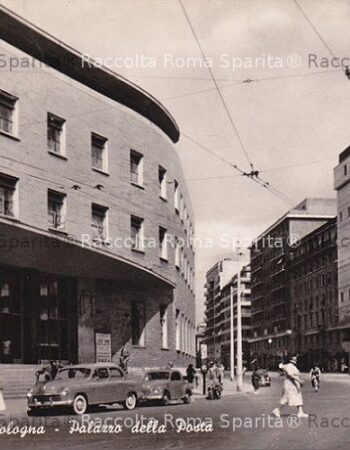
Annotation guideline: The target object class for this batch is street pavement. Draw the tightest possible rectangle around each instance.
[1,373,350,449]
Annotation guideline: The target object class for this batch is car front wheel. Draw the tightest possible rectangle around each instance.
[161,391,170,406]
[123,393,137,410]
[73,394,88,415]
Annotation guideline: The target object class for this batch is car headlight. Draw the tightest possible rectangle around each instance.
[26,390,33,398]
[59,388,69,396]
[152,388,160,395]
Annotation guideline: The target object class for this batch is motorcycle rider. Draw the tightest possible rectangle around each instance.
[309,365,321,391]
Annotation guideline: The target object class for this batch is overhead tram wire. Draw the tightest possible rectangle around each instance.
[182,133,294,206]
[178,0,255,171]
[292,0,335,58]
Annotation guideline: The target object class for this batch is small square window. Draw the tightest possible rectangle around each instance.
[91,203,108,241]
[48,190,66,230]
[91,133,108,172]
[47,113,65,155]
[0,90,18,136]
[130,150,143,186]
[130,215,144,251]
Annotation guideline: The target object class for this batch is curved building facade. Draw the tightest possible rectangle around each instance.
[0,5,195,368]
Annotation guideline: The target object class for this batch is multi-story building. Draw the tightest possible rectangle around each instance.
[204,258,237,360]
[0,5,195,367]
[288,218,342,371]
[334,147,350,337]
[218,266,251,370]
[249,198,336,369]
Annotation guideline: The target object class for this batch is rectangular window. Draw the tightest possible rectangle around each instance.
[0,90,18,136]
[91,133,108,172]
[0,173,18,217]
[175,238,181,268]
[159,226,168,261]
[130,150,143,186]
[174,180,179,212]
[48,190,66,230]
[179,195,184,221]
[131,301,145,346]
[160,305,168,349]
[47,113,65,155]
[345,164,348,176]
[175,309,180,351]
[158,166,167,199]
[91,203,108,240]
[339,211,343,222]
[130,215,144,251]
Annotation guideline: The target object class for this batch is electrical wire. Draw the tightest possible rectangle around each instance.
[178,0,255,171]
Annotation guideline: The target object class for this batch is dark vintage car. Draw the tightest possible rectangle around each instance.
[257,369,271,387]
[27,363,139,415]
[137,369,192,405]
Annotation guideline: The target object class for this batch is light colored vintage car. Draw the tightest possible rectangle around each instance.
[137,369,192,405]
[27,363,139,415]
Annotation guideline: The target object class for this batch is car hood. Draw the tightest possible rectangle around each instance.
[31,380,83,394]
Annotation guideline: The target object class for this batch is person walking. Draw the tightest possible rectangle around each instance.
[251,365,261,395]
[0,370,6,414]
[216,361,225,385]
[186,363,196,387]
[272,354,308,418]
[310,365,321,392]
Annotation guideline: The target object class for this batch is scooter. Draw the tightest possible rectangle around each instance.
[207,382,222,400]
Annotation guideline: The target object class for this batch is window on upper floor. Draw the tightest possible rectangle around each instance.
[175,238,181,269]
[91,203,108,241]
[159,226,168,261]
[174,180,179,212]
[130,215,144,251]
[158,166,167,200]
[91,133,108,172]
[0,90,18,137]
[345,164,348,176]
[48,190,66,231]
[130,150,143,186]
[339,211,343,222]
[0,173,18,218]
[47,113,66,156]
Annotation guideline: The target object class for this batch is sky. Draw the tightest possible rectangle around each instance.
[2,0,350,322]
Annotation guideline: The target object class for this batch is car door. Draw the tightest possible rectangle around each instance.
[89,367,110,404]
[107,367,128,402]
[169,371,183,399]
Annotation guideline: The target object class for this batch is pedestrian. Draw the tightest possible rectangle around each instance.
[49,360,62,380]
[119,345,130,373]
[251,365,261,395]
[216,361,225,385]
[309,365,321,391]
[2,337,12,364]
[166,361,174,370]
[272,354,308,418]
[186,363,196,386]
[0,370,6,414]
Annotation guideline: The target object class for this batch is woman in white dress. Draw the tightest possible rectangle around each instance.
[272,355,308,418]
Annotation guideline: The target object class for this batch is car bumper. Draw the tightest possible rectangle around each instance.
[27,397,74,408]
[139,393,163,401]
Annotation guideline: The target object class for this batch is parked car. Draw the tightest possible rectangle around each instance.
[27,363,139,415]
[137,369,192,405]
[257,369,271,387]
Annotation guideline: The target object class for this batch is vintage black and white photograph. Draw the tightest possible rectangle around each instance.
[0,0,349,449]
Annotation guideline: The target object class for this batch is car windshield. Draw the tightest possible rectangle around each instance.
[145,372,170,381]
[56,368,91,381]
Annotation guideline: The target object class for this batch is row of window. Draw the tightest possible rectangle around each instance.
[0,88,194,242]
[131,301,195,356]
[0,173,195,291]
